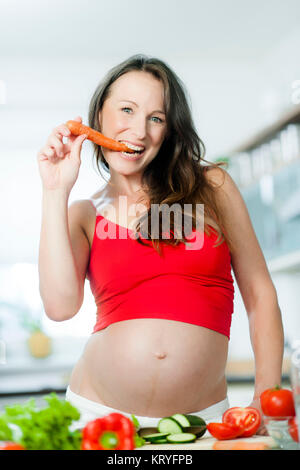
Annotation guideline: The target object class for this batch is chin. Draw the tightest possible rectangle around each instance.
[109,162,143,176]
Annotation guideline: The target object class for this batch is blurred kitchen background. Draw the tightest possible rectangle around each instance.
[0,0,300,411]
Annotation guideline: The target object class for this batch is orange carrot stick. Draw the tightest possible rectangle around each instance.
[212,440,269,450]
[231,441,269,450]
[66,120,135,153]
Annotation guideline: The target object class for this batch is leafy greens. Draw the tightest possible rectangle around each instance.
[0,393,82,450]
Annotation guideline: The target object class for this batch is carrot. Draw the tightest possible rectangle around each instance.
[231,441,269,450]
[212,440,239,450]
[66,120,135,153]
[212,440,269,450]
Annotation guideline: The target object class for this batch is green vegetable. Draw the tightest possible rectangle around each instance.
[170,413,190,427]
[130,414,140,430]
[138,414,207,446]
[184,414,206,427]
[157,417,183,434]
[183,425,206,438]
[166,433,197,444]
[130,414,146,447]
[143,432,170,442]
[133,433,146,448]
[0,393,82,450]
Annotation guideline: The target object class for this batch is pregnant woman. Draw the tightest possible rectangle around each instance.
[37,54,284,434]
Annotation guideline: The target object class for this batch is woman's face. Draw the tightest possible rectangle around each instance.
[98,71,167,177]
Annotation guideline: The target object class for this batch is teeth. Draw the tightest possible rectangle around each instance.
[120,141,145,151]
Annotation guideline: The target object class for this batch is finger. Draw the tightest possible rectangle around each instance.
[48,135,65,157]
[53,125,71,139]
[55,117,82,145]
[43,147,56,160]
[37,150,49,162]
[53,117,82,138]
[71,134,87,161]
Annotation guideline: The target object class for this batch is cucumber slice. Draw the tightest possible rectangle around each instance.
[152,438,168,444]
[184,414,206,427]
[158,417,183,434]
[144,432,170,442]
[171,413,191,427]
[184,425,206,438]
[166,433,197,444]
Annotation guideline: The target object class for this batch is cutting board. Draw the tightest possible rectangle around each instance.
[137,434,275,450]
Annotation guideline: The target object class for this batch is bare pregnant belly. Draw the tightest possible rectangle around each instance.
[69,319,229,417]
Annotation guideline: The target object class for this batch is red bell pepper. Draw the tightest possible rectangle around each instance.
[81,413,136,450]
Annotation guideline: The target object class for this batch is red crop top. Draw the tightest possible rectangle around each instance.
[86,199,235,339]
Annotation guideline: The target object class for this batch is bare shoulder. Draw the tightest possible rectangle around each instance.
[68,199,97,247]
[204,165,228,188]
[204,166,241,204]
[68,199,96,221]
[205,164,248,218]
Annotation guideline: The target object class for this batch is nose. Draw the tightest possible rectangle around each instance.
[131,115,147,139]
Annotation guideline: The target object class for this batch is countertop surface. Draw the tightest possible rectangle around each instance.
[138,434,275,450]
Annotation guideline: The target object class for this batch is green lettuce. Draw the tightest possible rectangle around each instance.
[0,393,82,450]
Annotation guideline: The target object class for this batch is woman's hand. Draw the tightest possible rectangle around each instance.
[37,116,87,193]
[248,397,268,436]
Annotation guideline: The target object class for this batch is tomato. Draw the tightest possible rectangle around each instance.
[222,407,261,437]
[260,387,295,417]
[207,422,245,440]
[288,417,299,443]
[0,441,25,450]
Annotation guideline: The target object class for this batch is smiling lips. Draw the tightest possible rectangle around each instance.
[119,141,145,150]
[118,140,146,160]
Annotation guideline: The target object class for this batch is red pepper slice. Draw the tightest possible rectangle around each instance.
[81,413,136,450]
[222,407,261,437]
[207,422,245,440]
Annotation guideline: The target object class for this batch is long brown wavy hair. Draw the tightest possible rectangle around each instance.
[88,54,232,256]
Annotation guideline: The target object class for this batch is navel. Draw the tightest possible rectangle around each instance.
[155,351,167,359]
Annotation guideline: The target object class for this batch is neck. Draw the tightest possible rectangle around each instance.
[108,173,147,199]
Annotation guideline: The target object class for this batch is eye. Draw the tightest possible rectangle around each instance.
[151,116,164,123]
[121,107,164,124]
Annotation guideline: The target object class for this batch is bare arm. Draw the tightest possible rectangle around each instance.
[37,117,89,321]
[206,167,284,423]
[38,191,90,321]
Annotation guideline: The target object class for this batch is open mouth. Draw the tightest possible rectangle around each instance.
[119,141,146,157]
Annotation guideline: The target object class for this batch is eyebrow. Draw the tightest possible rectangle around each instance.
[119,99,166,115]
